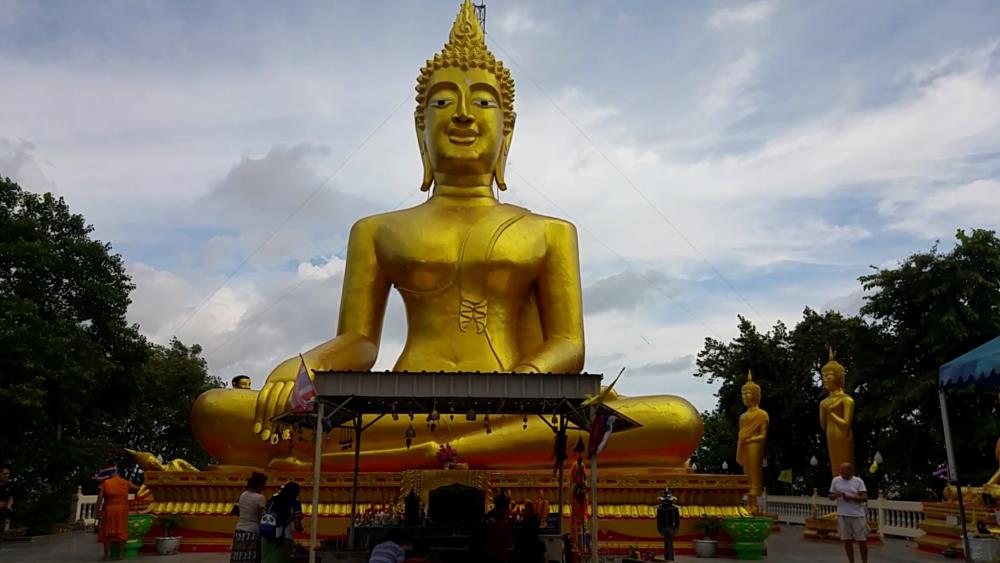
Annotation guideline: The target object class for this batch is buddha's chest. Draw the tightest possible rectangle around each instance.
[376,211,546,295]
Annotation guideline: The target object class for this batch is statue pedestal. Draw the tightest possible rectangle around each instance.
[916,500,1000,556]
[139,468,751,556]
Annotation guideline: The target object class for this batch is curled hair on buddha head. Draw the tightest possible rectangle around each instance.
[821,346,846,387]
[741,370,761,404]
[414,0,516,136]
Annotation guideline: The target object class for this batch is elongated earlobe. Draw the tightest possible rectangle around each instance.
[417,126,433,192]
[494,123,515,191]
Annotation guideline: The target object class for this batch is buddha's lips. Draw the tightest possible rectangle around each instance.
[447,128,478,144]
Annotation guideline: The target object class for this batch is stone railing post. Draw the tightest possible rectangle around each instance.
[74,485,83,522]
[876,489,885,536]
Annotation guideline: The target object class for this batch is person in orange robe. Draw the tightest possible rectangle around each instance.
[96,466,140,560]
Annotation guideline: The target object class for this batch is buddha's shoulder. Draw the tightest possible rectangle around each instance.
[515,207,578,234]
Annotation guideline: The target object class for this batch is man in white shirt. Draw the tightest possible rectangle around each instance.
[828,462,869,563]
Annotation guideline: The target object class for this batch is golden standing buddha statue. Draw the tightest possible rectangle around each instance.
[736,371,768,505]
[819,349,854,478]
[190,0,703,472]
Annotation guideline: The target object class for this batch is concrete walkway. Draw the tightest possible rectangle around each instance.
[0,528,944,563]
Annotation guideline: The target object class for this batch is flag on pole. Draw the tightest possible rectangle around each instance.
[291,355,317,412]
[595,415,617,455]
[932,463,949,481]
[777,469,793,484]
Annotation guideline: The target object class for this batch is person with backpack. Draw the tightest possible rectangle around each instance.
[260,482,304,563]
[231,472,268,562]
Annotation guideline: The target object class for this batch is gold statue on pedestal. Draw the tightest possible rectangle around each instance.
[189,0,703,472]
[819,348,854,478]
[736,371,768,507]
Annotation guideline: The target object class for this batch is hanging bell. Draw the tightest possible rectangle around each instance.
[466,408,477,421]
[405,423,416,450]
[522,414,528,430]
[551,414,559,425]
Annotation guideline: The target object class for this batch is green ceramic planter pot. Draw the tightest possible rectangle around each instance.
[722,517,772,560]
[125,514,155,558]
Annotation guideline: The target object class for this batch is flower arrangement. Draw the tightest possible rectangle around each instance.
[436,443,458,466]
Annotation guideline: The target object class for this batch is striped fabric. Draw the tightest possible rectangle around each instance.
[369,541,405,563]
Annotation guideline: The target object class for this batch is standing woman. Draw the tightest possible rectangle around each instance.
[261,482,304,563]
[95,466,140,560]
[231,472,268,562]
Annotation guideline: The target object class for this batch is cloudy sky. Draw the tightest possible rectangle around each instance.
[3,0,999,412]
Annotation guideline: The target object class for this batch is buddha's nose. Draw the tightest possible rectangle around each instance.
[452,97,474,124]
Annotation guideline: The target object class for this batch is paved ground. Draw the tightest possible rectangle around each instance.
[0,527,945,563]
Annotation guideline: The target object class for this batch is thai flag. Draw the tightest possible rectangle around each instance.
[290,355,317,412]
[933,464,950,481]
[93,464,117,481]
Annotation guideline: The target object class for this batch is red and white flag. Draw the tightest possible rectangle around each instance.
[290,355,317,412]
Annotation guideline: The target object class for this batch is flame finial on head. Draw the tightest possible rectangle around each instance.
[742,370,761,403]
[822,344,846,385]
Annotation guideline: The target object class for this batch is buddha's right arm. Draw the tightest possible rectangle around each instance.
[253,217,390,439]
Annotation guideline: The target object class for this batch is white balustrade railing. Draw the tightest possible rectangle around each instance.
[73,488,136,527]
[75,492,98,525]
[762,494,925,539]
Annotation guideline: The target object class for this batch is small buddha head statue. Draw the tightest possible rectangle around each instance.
[414,0,516,192]
[741,371,761,408]
[231,375,252,390]
[821,346,846,393]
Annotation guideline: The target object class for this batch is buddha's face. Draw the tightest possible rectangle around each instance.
[421,67,506,178]
[741,388,758,407]
[822,368,843,392]
[233,377,251,390]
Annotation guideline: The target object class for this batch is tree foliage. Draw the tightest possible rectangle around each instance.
[0,177,221,533]
[694,229,1000,499]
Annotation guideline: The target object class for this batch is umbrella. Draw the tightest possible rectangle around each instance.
[938,334,1000,562]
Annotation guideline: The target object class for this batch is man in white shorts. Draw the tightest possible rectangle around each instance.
[828,462,869,563]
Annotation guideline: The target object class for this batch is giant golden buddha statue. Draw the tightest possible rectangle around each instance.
[736,371,768,505]
[190,0,702,472]
[819,349,854,478]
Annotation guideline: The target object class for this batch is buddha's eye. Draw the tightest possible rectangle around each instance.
[431,98,453,108]
[473,98,498,108]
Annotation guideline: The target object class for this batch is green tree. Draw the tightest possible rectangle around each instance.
[695,229,1000,500]
[107,339,222,482]
[0,177,222,532]
[0,177,149,532]
[859,228,1000,493]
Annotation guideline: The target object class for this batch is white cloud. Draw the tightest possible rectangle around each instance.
[880,179,1000,238]
[497,8,551,35]
[0,139,58,195]
[709,1,776,29]
[702,49,760,117]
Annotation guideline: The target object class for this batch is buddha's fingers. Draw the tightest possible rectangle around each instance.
[254,381,277,435]
[262,381,289,440]
[275,383,295,420]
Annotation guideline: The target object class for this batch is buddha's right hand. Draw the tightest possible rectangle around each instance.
[253,354,305,442]
[253,334,379,441]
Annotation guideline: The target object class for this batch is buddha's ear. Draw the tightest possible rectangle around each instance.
[416,121,433,192]
[494,115,516,191]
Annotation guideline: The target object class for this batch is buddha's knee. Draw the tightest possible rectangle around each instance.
[191,389,273,467]
[603,395,703,467]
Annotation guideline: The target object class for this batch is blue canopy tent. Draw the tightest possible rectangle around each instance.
[938,334,1000,561]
